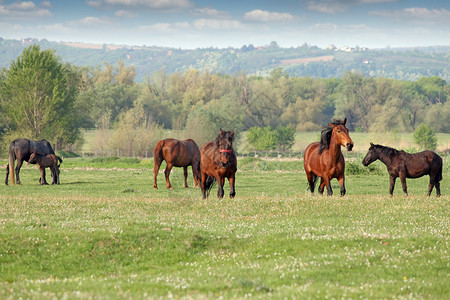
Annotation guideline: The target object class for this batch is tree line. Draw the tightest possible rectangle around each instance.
[0,45,449,156]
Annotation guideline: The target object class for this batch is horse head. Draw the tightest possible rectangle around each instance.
[330,118,353,151]
[28,151,38,164]
[216,129,235,168]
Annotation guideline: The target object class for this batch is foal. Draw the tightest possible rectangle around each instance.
[29,152,63,185]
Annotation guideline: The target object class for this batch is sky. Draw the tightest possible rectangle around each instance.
[0,0,449,49]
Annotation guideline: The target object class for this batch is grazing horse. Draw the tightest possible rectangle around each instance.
[5,138,55,185]
[362,143,442,197]
[304,118,354,196]
[29,152,63,185]
[200,129,237,199]
[153,138,201,189]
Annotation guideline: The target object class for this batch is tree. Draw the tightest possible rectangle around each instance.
[247,126,277,151]
[276,125,295,152]
[413,124,437,150]
[0,45,81,148]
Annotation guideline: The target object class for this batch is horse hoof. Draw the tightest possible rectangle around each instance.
[153,186,158,190]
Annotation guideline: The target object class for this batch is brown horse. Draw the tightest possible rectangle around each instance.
[362,143,442,196]
[304,118,354,196]
[153,138,201,189]
[28,152,63,185]
[200,129,237,199]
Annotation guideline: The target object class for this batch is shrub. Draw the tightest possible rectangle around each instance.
[413,124,437,150]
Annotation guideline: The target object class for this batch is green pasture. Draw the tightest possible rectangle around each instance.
[0,157,449,299]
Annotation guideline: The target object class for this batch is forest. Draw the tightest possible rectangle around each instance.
[1,38,449,83]
[0,45,449,157]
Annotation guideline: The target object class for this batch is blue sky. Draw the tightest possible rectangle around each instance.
[0,0,449,49]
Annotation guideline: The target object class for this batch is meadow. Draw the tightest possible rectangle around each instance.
[0,156,448,299]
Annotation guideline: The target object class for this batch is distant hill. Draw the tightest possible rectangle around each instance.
[1,37,449,82]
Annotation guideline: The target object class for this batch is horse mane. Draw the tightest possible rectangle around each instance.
[319,119,345,154]
[373,144,400,157]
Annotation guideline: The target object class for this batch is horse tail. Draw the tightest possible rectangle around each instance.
[437,156,443,182]
[57,155,63,164]
[153,140,164,161]
[204,175,216,196]
[8,141,15,186]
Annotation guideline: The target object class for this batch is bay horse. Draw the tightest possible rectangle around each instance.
[5,138,55,185]
[153,138,201,189]
[304,118,354,196]
[362,143,442,197]
[200,129,237,199]
[29,152,63,185]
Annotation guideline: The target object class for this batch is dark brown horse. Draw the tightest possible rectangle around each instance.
[29,152,63,185]
[362,143,442,196]
[200,129,237,199]
[304,118,354,196]
[153,138,201,189]
[6,138,55,185]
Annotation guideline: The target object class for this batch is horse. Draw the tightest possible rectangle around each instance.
[5,138,55,185]
[28,152,63,185]
[362,143,442,197]
[153,138,201,190]
[200,129,237,199]
[303,118,354,196]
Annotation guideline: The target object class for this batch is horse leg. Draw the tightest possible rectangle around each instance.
[435,181,441,197]
[324,177,333,196]
[429,172,441,197]
[15,159,24,185]
[338,176,346,196]
[201,171,207,199]
[164,163,173,189]
[5,164,9,185]
[183,166,188,188]
[306,172,316,194]
[192,163,200,188]
[427,175,434,196]
[318,178,325,195]
[153,157,163,190]
[40,167,48,185]
[389,175,396,196]
[228,175,236,198]
[217,176,225,198]
[399,173,408,196]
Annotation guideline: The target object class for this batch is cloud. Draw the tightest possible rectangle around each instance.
[243,10,295,22]
[306,0,398,14]
[88,0,193,10]
[139,22,191,33]
[0,1,52,19]
[192,7,231,19]
[73,16,113,26]
[37,23,73,34]
[193,19,244,30]
[115,10,136,18]
[369,7,450,24]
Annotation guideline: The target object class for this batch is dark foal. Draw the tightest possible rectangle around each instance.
[362,143,442,196]
[29,152,63,185]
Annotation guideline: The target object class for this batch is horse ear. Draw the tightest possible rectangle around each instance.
[370,142,374,147]
[230,130,234,137]
[343,117,347,125]
[329,123,335,128]
[219,128,223,135]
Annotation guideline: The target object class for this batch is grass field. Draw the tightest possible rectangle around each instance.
[0,157,449,299]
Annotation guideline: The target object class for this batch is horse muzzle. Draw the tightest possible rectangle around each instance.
[346,143,354,151]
